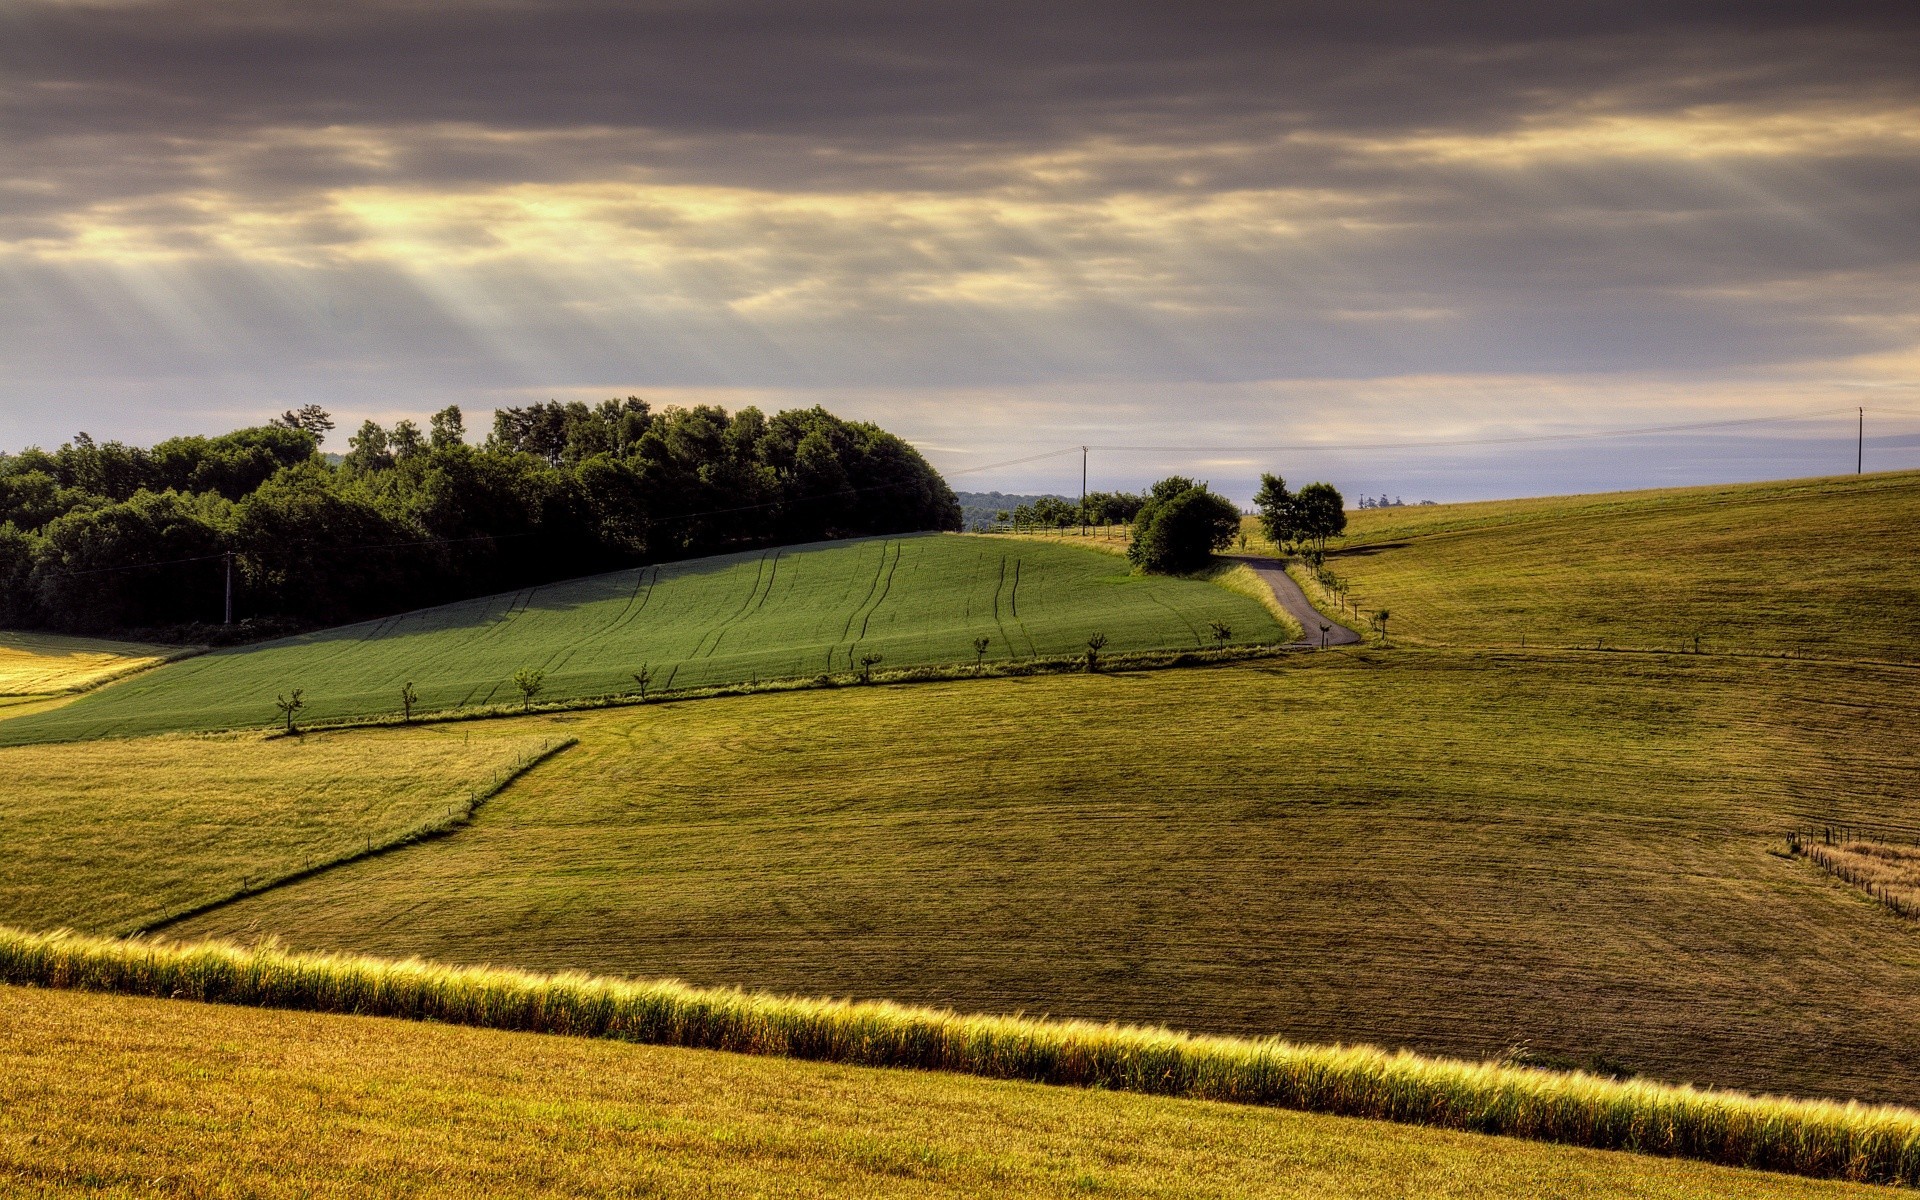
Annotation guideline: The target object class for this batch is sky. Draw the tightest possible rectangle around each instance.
[3,0,1919,502]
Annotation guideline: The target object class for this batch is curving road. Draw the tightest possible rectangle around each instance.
[1228,555,1361,648]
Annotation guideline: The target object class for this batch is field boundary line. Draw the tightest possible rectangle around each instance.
[125,738,579,937]
[6,928,1920,1186]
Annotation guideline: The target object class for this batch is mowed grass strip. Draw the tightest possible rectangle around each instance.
[1,987,1873,1200]
[0,724,556,934]
[0,629,183,695]
[1320,470,1920,658]
[3,932,1916,1190]
[0,533,1286,745]
[174,651,1920,1105]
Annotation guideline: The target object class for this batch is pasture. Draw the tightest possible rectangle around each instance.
[0,982,1885,1198]
[0,724,557,934]
[172,649,1920,1104]
[0,533,1290,745]
[1318,469,1920,657]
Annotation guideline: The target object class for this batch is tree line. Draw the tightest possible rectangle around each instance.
[0,400,959,636]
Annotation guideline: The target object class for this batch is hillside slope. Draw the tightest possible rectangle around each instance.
[174,650,1920,1105]
[1319,470,1920,657]
[0,984,1876,1198]
[0,533,1287,744]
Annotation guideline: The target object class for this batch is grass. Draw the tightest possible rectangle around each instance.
[0,724,560,935]
[170,649,1920,1105]
[1797,840,1920,920]
[0,629,184,695]
[1317,470,1920,658]
[4,932,1917,1190]
[0,533,1287,745]
[2,986,1878,1200]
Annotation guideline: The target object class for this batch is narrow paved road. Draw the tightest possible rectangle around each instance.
[1228,555,1361,648]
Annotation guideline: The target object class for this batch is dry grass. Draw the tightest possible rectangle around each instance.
[1201,562,1305,640]
[0,724,559,934]
[0,629,183,695]
[172,651,1920,1104]
[2,984,1876,1200]
[7,930,1920,1188]
[1802,841,1920,918]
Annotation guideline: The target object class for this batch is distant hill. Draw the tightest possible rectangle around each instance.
[952,490,1071,531]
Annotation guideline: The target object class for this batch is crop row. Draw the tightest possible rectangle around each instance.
[3,927,1917,1185]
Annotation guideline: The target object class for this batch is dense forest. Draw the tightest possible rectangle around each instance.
[0,401,959,637]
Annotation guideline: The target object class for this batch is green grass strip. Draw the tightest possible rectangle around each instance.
[123,738,578,937]
[2,928,1917,1186]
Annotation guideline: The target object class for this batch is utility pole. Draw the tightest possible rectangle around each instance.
[1858,407,1864,474]
[1080,445,1088,536]
[223,551,233,625]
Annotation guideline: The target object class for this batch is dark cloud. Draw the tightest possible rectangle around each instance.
[2,0,1919,489]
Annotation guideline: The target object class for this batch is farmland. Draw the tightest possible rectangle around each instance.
[0,533,1289,745]
[0,983,1889,1198]
[0,724,557,934]
[173,648,1920,1104]
[1318,470,1920,657]
[0,629,182,695]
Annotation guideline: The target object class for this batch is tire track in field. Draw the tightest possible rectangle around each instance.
[855,541,902,642]
[1147,592,1206,647]
[991,554,1019,660]
[752,549,783,613]
[695,551,773,660]
[550,566,665,688]
[1008,557,1039,657]
[393,588,535,702]
[829,540,893,671]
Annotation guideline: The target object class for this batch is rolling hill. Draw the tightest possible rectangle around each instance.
[0,533,1291,745]
[169,648,1920,1105]
[1316,470,1920,658]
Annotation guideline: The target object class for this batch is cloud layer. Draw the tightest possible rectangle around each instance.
[3,0,1918,495]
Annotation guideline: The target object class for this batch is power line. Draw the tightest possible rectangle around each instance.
[1086,405,1907,454]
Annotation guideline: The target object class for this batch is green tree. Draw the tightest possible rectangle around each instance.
[275,688,305,733]
[1293,483,1348,549]
[342,421,394,474]
[429,406,466,450]
[512,667,545,711]
[858,651,883,683]
[632,665,653,699]
[1253,473,1294,547]
[399,681,418,722]
[1209,619,1232,648]
[971,635,991,672]
[1085,632,1108,672]
[1127,481,1241,574]
[272,405,336,444]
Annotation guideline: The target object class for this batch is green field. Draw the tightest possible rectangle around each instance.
[0,533,1289,745]
[0,984,1882,1198]
[1320,470,1920,657]
[0,725,556,934]
[171,649,1920,1104]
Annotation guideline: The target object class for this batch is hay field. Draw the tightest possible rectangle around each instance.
[0,533,1286,745]
[0,984,1881,1198]
[0,629,181,695]
[1321,470,1920,657]
[175,649,1920,1104]
[0,724,557,934]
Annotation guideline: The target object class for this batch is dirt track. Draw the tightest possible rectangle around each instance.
[1230,556,1361,647]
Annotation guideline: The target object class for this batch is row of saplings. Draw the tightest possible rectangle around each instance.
[267,620,1245,734]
